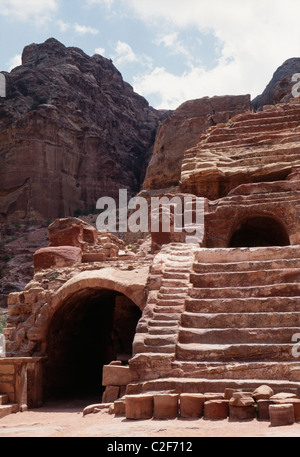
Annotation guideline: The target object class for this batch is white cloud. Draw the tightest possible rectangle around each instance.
[126,0,300,109]
[94,47,106,56]
[113,41,138,66]
[155,32,195,66]
[86,0,114,6]
[7,54,22,71]
[57,19,70,32]
[0,0,58,24]
[74,23,99,35]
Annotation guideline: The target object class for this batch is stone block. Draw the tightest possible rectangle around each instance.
[204,393,224,401]
[0,364,15,375]
[289,367,300,382]
[153,394,179,420]
[49,221,84,248]
[257,400,275,421]
[102,386,120,404]
[275,399,300,422]
[125,395,154,420]
[229,392,255,407]
[179,394,205,418]
[229,405,256,421]
[252,385,274,401]
[224,388,240,400]
[102,365,131,387]
[204,400,229,420]
[33,246,82,272]
[114,398,126,416]
[270,392,298,401]
[269,404,295,427]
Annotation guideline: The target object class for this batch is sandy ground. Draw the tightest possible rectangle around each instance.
[0,399,300,439]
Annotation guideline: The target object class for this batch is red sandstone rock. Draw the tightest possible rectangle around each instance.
[224,388,241,400]
[229,405,256,421]
[269,404,295,427]
[48,218,97,248]
[153,394,179,420]
[33,246,82,272]
[102,365,131,387]
[270,393,299,401]
[179,394,205,418]
[274,399,300,422]
[252,385,274,401]
[0,38,161,224]
[257,400,276,421]
[204,400,229,420]
[229,392,255,407]
[143,95,250,191]
[125,395,154,420]
[114,398,126,416]
[102,386,120,404]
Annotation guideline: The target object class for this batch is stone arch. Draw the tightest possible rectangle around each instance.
[43,268,148,401]
[228,214,290,248]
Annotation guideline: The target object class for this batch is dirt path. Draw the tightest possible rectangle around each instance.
[0,400,300,438]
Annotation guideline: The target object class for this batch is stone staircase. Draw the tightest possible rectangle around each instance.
[180,102,300,200]
[0,393,18,419]
[129,245,300,396]
[132,243,198,360]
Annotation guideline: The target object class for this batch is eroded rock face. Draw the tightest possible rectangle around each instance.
[143,95,251,191]
[252,58,300,110]
[0,38,161,224]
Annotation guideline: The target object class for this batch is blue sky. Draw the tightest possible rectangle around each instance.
[1,0,300,109]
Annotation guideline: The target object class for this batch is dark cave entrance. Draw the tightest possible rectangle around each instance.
[229,216,290,248]
[44,288,142,402]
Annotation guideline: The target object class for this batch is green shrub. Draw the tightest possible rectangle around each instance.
[0,313,7,334]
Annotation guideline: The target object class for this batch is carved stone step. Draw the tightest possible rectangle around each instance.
[157,298,186,307]
[143,345,176,354]
[149,320,179,328]
[154,307,185,314]
[158,292,187,300]
[178,327,300,345]
[172,361,300,381]
[160,287,189,295]
[189,283,300,299]
[194,246,300,263]
[193,258,300,273]
[0,394,8,405]
[190,269,300,288]
[161,279,190,288]
[176,343,296,362]
[149,327,179,335]
[128,377,300,396]
[185,297,300,314]
[153,312,182,321]
[0,404,19,419]
[163,272,190,280]
[144,335,178,346]
[181,312,300,329]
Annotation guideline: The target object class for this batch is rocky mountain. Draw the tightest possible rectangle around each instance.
[0,38,163,226]
[252,58,300,110]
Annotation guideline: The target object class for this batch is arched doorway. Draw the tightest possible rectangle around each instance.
[44,288,142,402]
[229,216,290,248]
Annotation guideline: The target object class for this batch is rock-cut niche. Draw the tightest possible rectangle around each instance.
[229,216,290,248]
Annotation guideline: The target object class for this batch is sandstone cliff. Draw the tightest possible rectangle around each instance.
[0,38,162,225]
[143,95,251,191]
